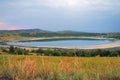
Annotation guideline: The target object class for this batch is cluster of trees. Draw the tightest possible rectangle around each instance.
[32,48,120,57]
[9,46,29,55]
[2,46,29,55]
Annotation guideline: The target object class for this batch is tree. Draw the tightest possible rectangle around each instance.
[36,48,44,54]
[9,46,15,53]
[52,49,61,56]
[14,48,29,55]
[44,48,53,56]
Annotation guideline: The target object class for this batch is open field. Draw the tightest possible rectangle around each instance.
[0,55,120,80]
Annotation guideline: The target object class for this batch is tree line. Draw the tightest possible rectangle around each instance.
[32,48,120,57]
[1,46,120,57]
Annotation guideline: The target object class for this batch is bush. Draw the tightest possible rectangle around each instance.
[1,47,8,53]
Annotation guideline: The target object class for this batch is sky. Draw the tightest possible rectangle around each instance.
[0,0,120,32]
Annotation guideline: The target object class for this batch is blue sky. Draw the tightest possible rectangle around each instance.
[0,0,120,32]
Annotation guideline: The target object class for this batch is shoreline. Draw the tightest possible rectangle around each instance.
[0,37,120,50]
[39,40,120,49]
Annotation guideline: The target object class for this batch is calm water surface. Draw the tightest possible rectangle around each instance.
[7,39,112,47]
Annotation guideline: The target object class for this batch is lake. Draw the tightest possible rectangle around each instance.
[7,39,112,47]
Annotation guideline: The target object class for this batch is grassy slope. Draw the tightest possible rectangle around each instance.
[0,32,30,42]
[0,32,104,42]
[0,31,120,42]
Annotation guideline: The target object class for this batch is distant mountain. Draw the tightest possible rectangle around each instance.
[0,29,50,33]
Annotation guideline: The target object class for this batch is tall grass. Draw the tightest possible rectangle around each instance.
[0,55,120,80]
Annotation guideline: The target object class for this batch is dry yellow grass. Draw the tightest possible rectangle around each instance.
[0,55,120,80]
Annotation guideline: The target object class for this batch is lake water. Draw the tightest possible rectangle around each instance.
[7,39,112,47]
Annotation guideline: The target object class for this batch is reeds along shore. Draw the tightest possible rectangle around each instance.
[0,55,120,80]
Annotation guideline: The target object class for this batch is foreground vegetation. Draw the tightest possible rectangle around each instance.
[0,46,120,80]
[0,55,120,80]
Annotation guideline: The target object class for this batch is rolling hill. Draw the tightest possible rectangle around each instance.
[0,29,120,42]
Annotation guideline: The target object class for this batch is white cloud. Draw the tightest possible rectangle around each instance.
[10,0,120,9]
[44,0,120,11]
[46,0,92,8]
[7,0,120,12]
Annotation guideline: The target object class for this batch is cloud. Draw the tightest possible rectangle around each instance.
[0,22,20,30]
[7,26,19,30]
[0,0,120,32]
[6,0,120,11]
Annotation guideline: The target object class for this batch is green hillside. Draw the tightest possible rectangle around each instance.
[0,29,120,42]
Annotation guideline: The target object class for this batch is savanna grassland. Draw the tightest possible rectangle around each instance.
[0,30,120,80]
[0,55,120,80]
